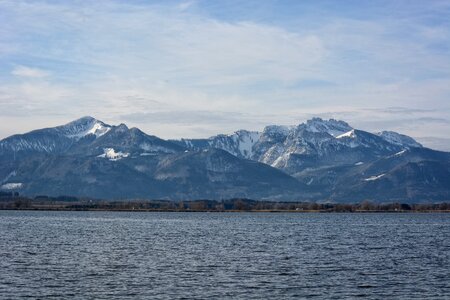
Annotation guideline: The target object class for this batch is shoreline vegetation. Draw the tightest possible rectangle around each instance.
[0,192,449,213]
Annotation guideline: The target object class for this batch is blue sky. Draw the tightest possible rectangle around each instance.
[1,0,450,150]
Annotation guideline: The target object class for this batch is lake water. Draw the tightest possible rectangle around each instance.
[0,211,449,299]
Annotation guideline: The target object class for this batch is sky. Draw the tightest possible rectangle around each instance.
[0,0,450,150]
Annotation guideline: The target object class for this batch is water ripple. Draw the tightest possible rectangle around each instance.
[0,211,449,299]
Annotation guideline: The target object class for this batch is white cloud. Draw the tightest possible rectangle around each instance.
[0,81,71,117]
[11,65,50,78]
[0,1,449,150]
[177,1,196,11]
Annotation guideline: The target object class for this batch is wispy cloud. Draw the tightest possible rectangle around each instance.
[0,0,449,149]
[177,1,196,12]
[11,65,50,78]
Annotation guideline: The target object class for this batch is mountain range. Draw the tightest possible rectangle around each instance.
[1,116,449,202]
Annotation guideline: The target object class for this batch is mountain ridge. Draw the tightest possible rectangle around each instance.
[1,116,448,203]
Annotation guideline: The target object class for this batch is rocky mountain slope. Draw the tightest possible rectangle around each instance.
[1,116,449,202]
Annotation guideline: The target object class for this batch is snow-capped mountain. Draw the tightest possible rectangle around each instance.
[180,118,423,174]
[74,123,184,157]
[0,116,111,156]
[0,117,182,159]
[0,116,448,202]
[303,117,353,137]
[56,116,111,140]
[176,130,261,159]
[375,131,423,148]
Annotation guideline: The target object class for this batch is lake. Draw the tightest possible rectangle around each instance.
[0,211,449,299]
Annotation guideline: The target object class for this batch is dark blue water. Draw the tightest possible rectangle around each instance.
[0,211,449,299]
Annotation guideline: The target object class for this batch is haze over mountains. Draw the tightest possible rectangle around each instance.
[1,117,449,203]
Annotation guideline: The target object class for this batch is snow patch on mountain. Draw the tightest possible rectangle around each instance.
[1,182,23,190]
[376,131,422,148]
[65,121,110,140]
[140,143,176,154]
[259,144,289,166]
[394,149,407,156]
[336,129,356,139]
[193,130,262,159]
[98,148,129,161]
[234,130,261,158]
[304,118,353,137]
[335,130,361,148]
[59,116,111,140]
[364,174,385,181]
[271,153,290,168]
[140,152,158,156]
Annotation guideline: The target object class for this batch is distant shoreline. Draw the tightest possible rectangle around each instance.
[1,196,449,213]
[1,208,449,213]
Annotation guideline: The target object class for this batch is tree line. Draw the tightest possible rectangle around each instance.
[0,193,449,212]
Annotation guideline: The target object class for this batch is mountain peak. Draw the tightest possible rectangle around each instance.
[303,117,353,137]
[1,116,448,202]
[63,116,100,128]
[58,116,111,140]
[262,125,292,136]
[115,123,129,132]
[71,116,97,123]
